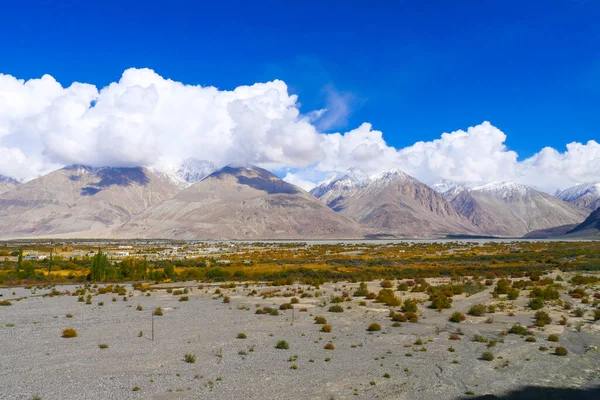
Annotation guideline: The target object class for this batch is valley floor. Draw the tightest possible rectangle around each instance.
[1,278,600,400]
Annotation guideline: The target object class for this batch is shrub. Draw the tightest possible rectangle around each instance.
[377,288,401,307]
[324,343,335,350]
[449,334,461,341]
[472,334,488,343]
[328,305,344,313]
[507,289,520,300]
[468,304,487,316]
[554,346,568,356]
[534,311,552,327]
[179,296,189,302]
[153,307,163,316]
[290,297,299,304]
[62,328,77,338]
[66,313,73,318]
[184,353,197,363]
[390,311,408,322]
[429,292,452,311]
[547,334,559,342]
[223,296,230,303]
[380,280,393,288]
[314,316,327,324]
[402,299,418,313]
[573,308,585,317]
[367,322,382,332]
[275,340,289,350]
[449,312,465,323]
[528,297,545,310]
[279,303,293,310]
[321,324,332,333]
[132,386,140,392]
[136,305,143,311]
[508,324,529,335]
[98,343,108,349]
[594,310,600,321]
[353,282,369,297]
[525,336,537,342]
[480,351,494,361]
[236,332,247,339]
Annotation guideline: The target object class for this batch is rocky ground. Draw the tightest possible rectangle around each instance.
[1,277,599,400]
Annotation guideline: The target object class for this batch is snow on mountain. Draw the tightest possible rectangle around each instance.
[471,181,530,199]
[153,158,217,187]
[432,179,473,199]
[450,181,588,237]
[176,158,217,184]
[556,183,600,211]
[310,168,370,206]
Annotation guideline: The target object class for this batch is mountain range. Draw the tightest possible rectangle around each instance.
[0,161,597,239]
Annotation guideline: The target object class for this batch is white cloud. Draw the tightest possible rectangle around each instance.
[282,172,317,191]
[0,68,598,194]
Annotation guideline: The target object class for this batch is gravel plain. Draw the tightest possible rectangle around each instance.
[1,279,599,400]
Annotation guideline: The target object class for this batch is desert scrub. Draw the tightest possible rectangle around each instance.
[547,334,559,342]
[314,316,327,324]
[480,351,494,361]
[179,296,189,302]
[321,324,332,333]
[324,343,335,350]
[98,343,108,349]
[449,312,465,323]
[377,288,401,306]
[555,346,568,356]
[136,304,143,311]
[328,305,344,313]
[62,328,77,338]
[468,304,487,316]
[275,340,290,350]
[528,297,545,310]
[472,334,488,343]
[236,332,247,339]
[153,307,163,316]
[367,322,382,332]
[534,311,552,327]
[508,324,529,335]
[132,386,140,391]
[184,353,197,363]
[66,313,73,318]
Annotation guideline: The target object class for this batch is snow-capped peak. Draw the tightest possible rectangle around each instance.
[432,179,472,196]
[556,182,600,202]
[310,168,370,198]
[152,158,217,187]
[471,181,531,198]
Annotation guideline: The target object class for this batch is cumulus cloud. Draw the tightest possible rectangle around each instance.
[0,68,598,194]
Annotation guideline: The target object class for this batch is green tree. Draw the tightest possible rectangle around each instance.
[90,250,110,282]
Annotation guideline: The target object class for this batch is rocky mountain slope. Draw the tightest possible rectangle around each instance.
[0,166,180,238]
[565,207,600,237]
[556,182,600,211]
[309,168,370,211]
[117,165,363,239]
[450,182,588,237]
[0,175,19,194]
[313,169,478,237]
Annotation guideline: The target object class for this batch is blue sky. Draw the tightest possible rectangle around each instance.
[1,0,598,160]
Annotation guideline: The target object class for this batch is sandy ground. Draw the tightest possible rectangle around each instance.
[1,279,599,400]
